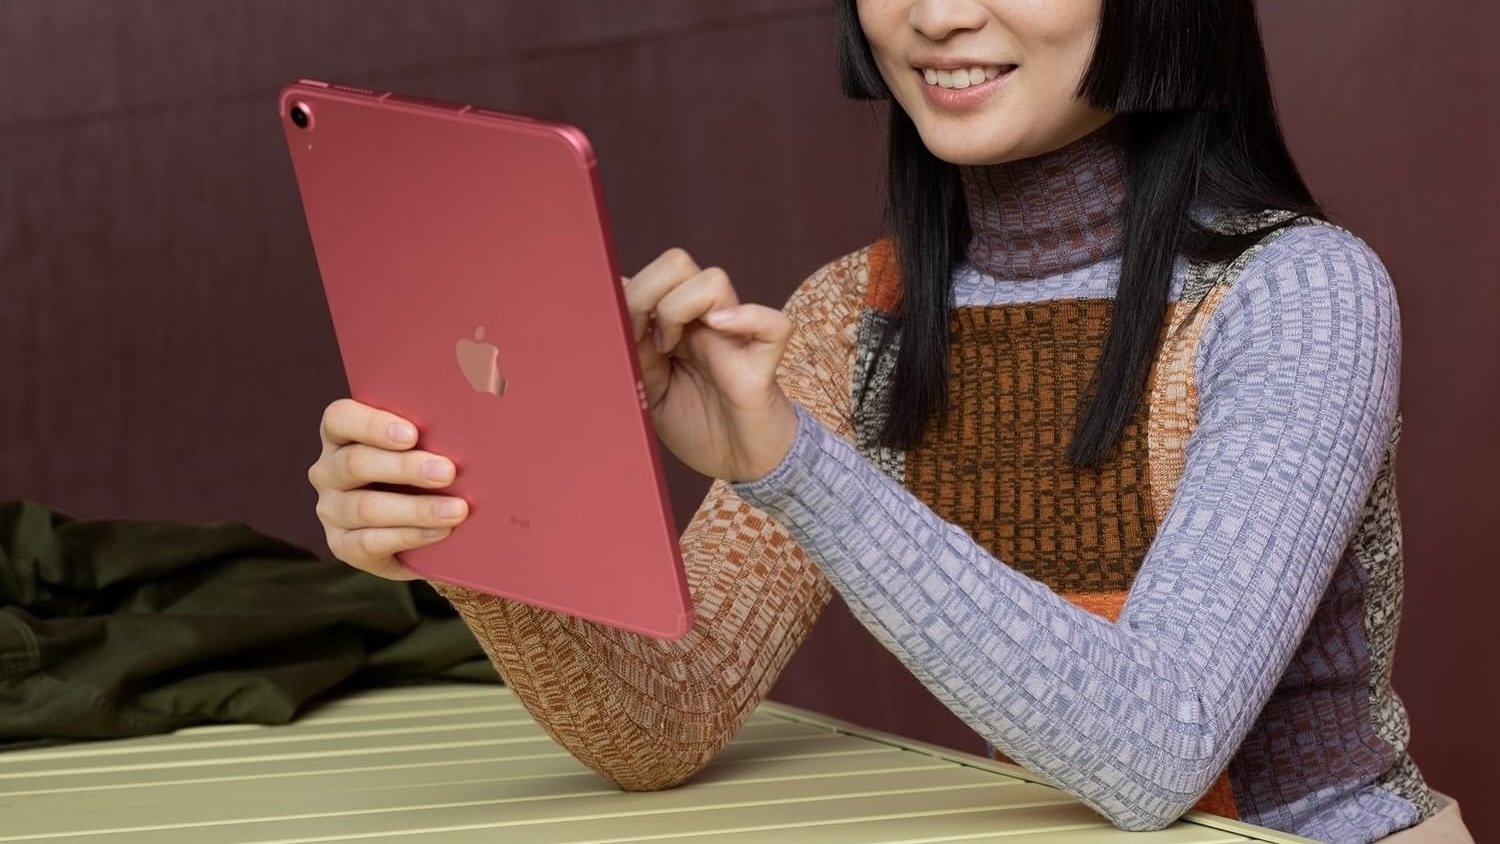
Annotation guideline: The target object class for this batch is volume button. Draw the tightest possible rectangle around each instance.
[327,82,380,97]
[383,92,468,113]
[471,107,536,124]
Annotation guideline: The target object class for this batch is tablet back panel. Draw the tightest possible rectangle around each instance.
[279,80,691,639]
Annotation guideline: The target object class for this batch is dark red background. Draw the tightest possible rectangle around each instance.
[2,1,1493,837]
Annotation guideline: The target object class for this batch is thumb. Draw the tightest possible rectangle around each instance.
[702,305,798,380]
[702,304,792,365]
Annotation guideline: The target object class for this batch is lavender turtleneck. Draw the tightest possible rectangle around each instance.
[729,120,1438,843]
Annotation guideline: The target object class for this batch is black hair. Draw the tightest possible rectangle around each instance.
[834,0,1325,467]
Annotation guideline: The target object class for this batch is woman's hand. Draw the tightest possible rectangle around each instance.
[624,248,798,483]
[306,399,470,580]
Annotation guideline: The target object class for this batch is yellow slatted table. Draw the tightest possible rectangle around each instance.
[0,684,1317,843]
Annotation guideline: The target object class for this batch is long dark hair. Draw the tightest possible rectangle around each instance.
[835,0,1326,467]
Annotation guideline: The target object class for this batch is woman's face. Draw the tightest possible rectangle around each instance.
[856,0,1115,165]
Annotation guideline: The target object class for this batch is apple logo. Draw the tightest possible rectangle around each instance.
[455,326,506,396]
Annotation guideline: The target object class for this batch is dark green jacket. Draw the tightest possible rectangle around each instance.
[0,500,496,744]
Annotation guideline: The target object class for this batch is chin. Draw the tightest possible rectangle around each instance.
[912,115,1029,167]
[926,141,1024,167]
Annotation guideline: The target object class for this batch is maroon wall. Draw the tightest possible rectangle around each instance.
[1,2,1492,838]
[1254,5,1499,837]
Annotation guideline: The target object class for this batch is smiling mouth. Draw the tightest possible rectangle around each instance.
[916,64,1017,90]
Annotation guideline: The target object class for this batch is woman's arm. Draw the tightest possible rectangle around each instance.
[432,251,867,790]
[730,225,1401,829]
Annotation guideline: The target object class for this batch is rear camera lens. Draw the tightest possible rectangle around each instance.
[290,104,310,129]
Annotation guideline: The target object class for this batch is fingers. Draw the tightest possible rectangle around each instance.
[320,398,419,451]
[325,526,451,581]
[311,399,467,583]
[700,303,793,346]
[313,484,466,580]
[310,443,457,492]
[315,487,468,531]
[623,248,702,345]
[653,266,741,354]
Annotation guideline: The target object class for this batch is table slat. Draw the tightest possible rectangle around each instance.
[0,684,1317,844]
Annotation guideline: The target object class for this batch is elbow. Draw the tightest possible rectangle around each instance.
[1068,703,1232,831]
[1086,793,1196,833]
[1102,750,1231,829]
[589,696,745,792]
[1114,814,1181,834]
[1106,802,1192,833]
[989,660,1241,831]
[1042,755,1210,832]
[603,754,714,792]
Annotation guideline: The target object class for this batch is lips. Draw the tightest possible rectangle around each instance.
[913,64,1017,110]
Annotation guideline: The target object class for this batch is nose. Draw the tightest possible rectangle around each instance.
[907,0,988,42]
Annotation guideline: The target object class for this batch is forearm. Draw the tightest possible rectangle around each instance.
[734,384,1388,828]
[433,247,868,790]
[733,405,1217,827]
[433,479,831,790]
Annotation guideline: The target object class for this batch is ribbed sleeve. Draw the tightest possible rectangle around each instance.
[731,225,1402,830]
[431,254,867,790]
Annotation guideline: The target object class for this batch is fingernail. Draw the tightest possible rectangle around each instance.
[389,422,416,444]
[422,459,453,482]
[422,527,447,538]
[436,499,465,518]
[704,309,734,326]
[653,321,665,352]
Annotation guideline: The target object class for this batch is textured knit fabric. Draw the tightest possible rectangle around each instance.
[729,124,1438,843]
[430,272,859,790]
[435,120,1440,844]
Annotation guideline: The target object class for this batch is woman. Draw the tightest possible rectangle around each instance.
[305,1,1473,841]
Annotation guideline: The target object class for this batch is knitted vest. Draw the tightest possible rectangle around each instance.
[834,207,1425,822]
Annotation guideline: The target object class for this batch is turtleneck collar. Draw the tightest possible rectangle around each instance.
[959,119,1128,280]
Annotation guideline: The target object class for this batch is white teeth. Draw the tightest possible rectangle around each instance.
[920,65,1010,89]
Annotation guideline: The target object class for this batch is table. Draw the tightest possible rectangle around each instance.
[0,683,1318,843]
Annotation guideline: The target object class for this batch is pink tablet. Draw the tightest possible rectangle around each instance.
[279,79,692,640]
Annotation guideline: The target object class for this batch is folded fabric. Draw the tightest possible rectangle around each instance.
[0,499,497,743]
